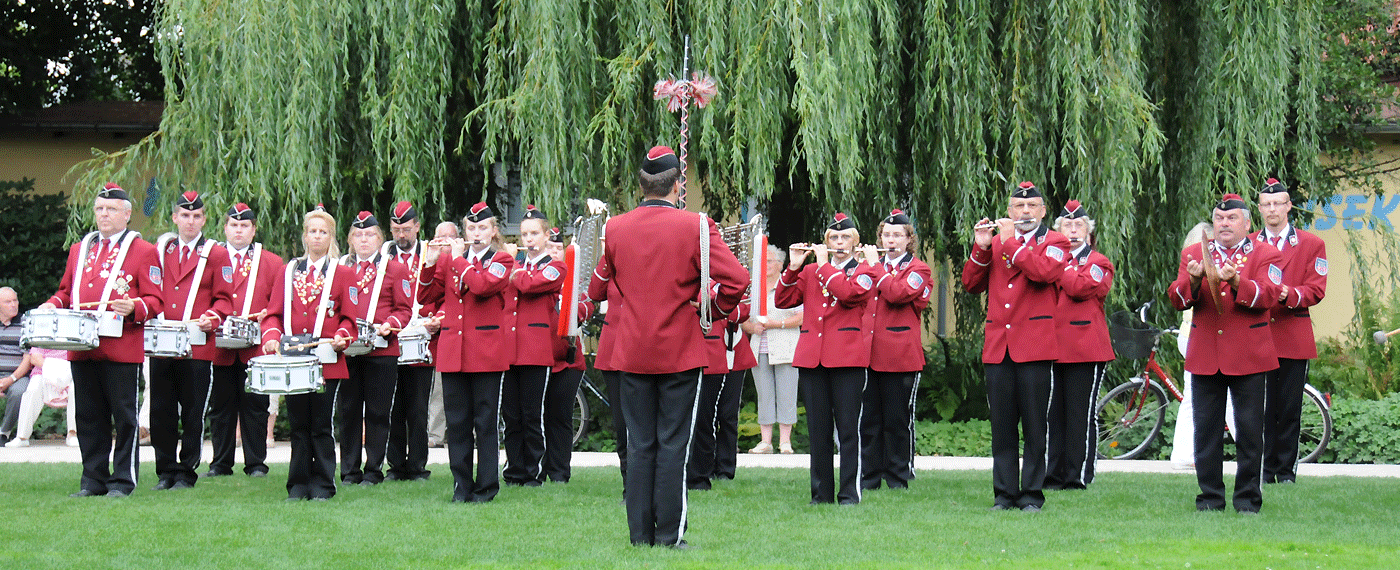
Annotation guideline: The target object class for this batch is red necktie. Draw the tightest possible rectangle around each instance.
[181,246,192,265]
[1271,236,1282,250]
[400,253,411,266]
[360,261,372,274]
[92,238,110,271]
[234,252,245,270]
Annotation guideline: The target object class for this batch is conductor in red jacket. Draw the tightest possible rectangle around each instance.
[1250,179,1326,484]
[42,184,164,498]
[590,146,749,548]
[961,181,1070,512]
[1046,200,1114,490]
[861,209,932,491]
[776,213,879,505]
[1168,193,1282,513]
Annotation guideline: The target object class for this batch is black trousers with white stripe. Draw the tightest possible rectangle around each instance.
[209,363,270,475]
[687,370,743,489]
[1263,358,1309,483]
[542,367,585,482]
[985,356,1052,509]
[148,357,213,486]
[800,366,867,505]
[1046,361,1104,490]
[286,378,338,500]
[387,364,433,480]
[71,360,140,495]
[340,355,398,484]
[620,369,702,547]
[603,370,627,487]
[502,364,550,485]
[860,370,920,490]
[441,371,502,502]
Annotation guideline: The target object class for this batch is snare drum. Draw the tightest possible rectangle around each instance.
[398,329,432,365]
[215,316,259,349]
[20,308,100,351]
[342,318,382,357]
[144,319,193,358]
[246,355,324,395]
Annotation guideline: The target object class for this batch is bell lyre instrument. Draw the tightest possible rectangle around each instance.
[720,214,767,318]
[558,200,608,336]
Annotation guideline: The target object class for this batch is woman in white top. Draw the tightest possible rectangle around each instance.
[742,244,803,454]
[4,348,77,447]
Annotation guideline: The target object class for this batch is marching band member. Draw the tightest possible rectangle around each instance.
[501,206,566,486]
[148,190,234,491]
[544,228,588,483]
[1169,192,1281,513]
[42,184,163,498]
[587,252,627,492]
[1250,179,1327,485]
[425,221,460,448]
[776,213,878,505]
[384,201,435,481]
[861,209,932,491]
[418,202,514,503]
[1047,200,1114,490]
[961,181,1071,512]
[589,145,749,547]
[688,303,755,490]
[261,208,356,501]
[338,211,411,485]
[208,203,283,478]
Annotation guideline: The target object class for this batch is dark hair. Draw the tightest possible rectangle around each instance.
[639,168,680,197]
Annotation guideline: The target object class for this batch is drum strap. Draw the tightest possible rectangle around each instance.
[156,234,214,321]
[366,254,389,324]
[76,230,139,311]
[284,257,337,339]
[699,213,712,334]
[239,243,263,316]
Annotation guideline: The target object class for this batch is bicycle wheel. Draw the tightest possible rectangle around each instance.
[1096,378,1170,460]
[571,386,591,447]
[1297,385,1332,464]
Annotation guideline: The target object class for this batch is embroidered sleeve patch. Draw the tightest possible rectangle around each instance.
[149,266,163,285]
[856,274,874,290]
[1315,257,1328,276]
[905,272,924,289]
[543,266,561,281]
[921,286,931,299]
[222,266,234,283]
[1268,263,1283,285]
[1045,245,1065,262]
[401,279,412,297]
[1089,264,1104,283]
[348,286,360,305]
[488,262,507,278]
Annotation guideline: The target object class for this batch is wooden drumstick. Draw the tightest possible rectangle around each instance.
[1372,328,1400,345]
[1200,234,1225,316]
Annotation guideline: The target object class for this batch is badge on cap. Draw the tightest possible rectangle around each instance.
[228,203,255,221]
[465,202,494,223]
[885,209,911,225]
[176,190,204,210]
[96,182,130,202]
[352,211,378,229]
[1012,181,1041,199]
[522,204,547,221]
[827,213,856,232]
[390,201,417,224]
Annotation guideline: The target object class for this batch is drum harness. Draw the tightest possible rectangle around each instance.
[74,230,140,316]
[155,233,216,324]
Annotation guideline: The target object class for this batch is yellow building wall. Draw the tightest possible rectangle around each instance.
[0,131,158,232]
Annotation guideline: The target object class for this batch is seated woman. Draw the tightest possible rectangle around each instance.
[5,348,77,447]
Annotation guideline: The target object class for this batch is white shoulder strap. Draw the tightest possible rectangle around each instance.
[240,243,263,316]
[699,213,712,334]
[97,231,141,312]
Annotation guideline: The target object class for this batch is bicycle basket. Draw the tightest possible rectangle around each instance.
[1108,310,1161,360]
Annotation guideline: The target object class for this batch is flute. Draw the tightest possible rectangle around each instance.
[790,245,894,254]
[973,218,1013,230]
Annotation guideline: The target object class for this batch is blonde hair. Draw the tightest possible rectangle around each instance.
[1183,222,1211,249]
[823,227,860,246]
[876,221,918,255]
[460,215,506,250]
[303,210,342,260]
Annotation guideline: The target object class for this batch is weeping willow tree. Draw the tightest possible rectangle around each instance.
[67,0,1372,340]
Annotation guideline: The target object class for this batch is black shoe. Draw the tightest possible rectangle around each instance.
[1197,505,1225,512]
[523,480,543,487]
[107,490,130,498]
[359,480,378,487]
[203,470,233,478]
[153,480,174,491]
[384,472,404,481]
[171,481,194,490]
[1021,505,1042,513]
[1237,509,1261,515]
[249,470,269,478]
[989,504,1011,511]
[668,540,692,550]
[310,496,329,502]
[70,489,104,498]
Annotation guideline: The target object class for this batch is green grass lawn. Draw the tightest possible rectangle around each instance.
[3,463,1397,569]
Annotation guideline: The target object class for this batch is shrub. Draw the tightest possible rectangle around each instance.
[0,179,69,309]
[914,420,991,457]
[1322,392,1400,464]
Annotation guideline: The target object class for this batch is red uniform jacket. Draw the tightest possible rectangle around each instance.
[868,253,933,373]
[552,298,593,374]
[1055,245,1115,364]
[212,244,283,366]
[262,257,356,379]
[1168,239,1282,376]
[418,248,515,374]
[775,257,877,369]
[342,254,412,358]
[507,254,566,367]
[587,269,618,372]
[46,230,163,364]
[587,200,749,374]
[155,235,234,361]
[1249,227,1327,360]
[395,240,442,369]
[703,303,756,374]
[960,224,1070,364]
